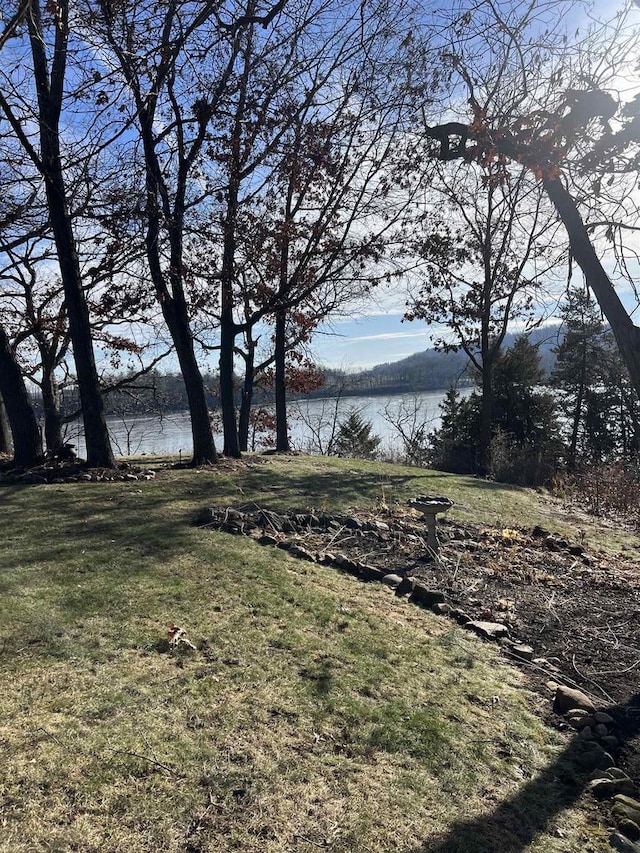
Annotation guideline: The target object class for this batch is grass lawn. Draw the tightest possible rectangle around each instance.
[0,455,619,852]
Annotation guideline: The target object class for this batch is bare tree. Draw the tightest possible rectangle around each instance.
[406,156,563,473]
[0,0,115,466]
[421,0,640,401]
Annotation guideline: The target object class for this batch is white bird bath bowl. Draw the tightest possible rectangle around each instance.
[408,495,454,556]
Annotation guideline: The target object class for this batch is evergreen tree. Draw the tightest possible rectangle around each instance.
[551,288,610,470]
[334,410,381,459]
[429,337,560,484]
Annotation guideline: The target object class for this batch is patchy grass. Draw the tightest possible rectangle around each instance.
[0,455,615,852]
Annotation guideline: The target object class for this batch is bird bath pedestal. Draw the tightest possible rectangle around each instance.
[409,495,454,556]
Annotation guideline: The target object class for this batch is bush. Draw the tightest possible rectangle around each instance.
[555,462,640,525]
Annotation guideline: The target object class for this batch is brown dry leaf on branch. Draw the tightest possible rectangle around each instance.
[167,622,197,651]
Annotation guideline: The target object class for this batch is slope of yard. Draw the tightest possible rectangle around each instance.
[0,454,635,853]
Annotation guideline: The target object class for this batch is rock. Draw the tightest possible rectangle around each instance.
[589,777,637,798]
[257,534,278,546]
[334,554,360,576]
[566,709,594,729]
[394,576,415,597]
[567,543,585,556]
[613,802,640,827]
[408,583,446,608]
[613,804,640,826]
[553,685,596,715]
[358,563,385,582]
[432,603,452,616]
[532,525,549,538]
[610,833,640,852]
[464,620,510,640]
[363,520,390,533]
[595,711,615,725]
[288,545,316,562]
[450,608,472,625]
[124,473,138,481]
[511,643,534,661]
[579,726,595,740]
[381,574,404,588]
[614,796,640,811]
[590,768,628,783]
[616,820,640,843]
[595,723,610,737]
[257,509,283,532]
[574,743,615,771]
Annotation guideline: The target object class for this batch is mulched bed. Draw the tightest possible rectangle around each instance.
[195,502,640,780]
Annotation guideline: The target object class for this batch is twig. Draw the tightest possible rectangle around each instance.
[293,835,328,848]
[571,654,615,704]
[103,745,180,776]
[591,658,640,676]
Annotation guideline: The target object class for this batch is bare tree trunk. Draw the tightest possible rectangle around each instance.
[162,299,217,465]
[27,0,114,468]
[478,359,494,476]
[238,345,255,453]
[40,364,64,454]
[544,177,640,401]
[0,392,13,455]
[274,308,290,452]
[0,324,43,467]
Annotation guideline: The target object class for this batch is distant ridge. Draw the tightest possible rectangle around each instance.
[319,325,562,397]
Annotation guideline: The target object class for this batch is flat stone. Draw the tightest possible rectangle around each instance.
[381,574,404,588]
[288,545,316,561]
[257,535,279,546]
[599,734,620,751]
[394,576,414,597]
[553,685,596,715]
[409,583,446,608]
[511,643,534,661]
[595,711,615,725]
[464,620,510,640]
[616,820,640,843]
[334,554,359,574]
[566,710,595,729]
[432,603,452,615]
[450,608,471,625]
[594,723,609,737]
[610,832,640,852]
[358,563,385,582]
[590,769,626,785]
[575,743,615,771]
[614,796,640,811]
[614,802,640,825]
[589,777,637,798]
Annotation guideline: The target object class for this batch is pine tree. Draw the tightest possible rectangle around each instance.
[334,410,381,459]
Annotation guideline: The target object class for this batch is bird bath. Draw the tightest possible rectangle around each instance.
[408,495,454,556]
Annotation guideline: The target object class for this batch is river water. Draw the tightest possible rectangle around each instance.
[64,388,473,459]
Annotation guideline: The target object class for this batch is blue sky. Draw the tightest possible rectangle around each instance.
[311,313,435,370]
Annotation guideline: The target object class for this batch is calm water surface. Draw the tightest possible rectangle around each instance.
[65,389,473,459]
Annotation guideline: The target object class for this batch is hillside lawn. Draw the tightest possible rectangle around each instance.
[0,454,634,853]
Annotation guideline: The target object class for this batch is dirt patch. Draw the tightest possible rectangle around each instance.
[196,503,640,780]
